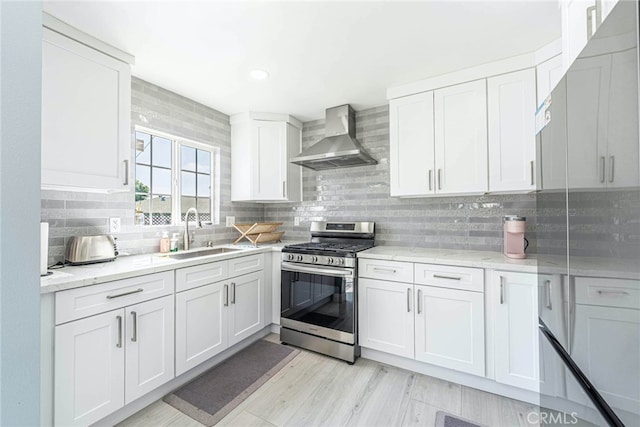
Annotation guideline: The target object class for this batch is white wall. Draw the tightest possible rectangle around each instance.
[0,1,42,425]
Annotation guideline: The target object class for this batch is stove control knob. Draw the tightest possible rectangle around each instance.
[327,257,334,264]
[296,255,303,262]
[287,254,295,261]
[338,258,345,266]
[311,256,318,263]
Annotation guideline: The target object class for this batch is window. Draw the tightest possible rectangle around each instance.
[134,128,218,226]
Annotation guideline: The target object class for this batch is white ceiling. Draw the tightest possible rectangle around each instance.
[43,1,561,122]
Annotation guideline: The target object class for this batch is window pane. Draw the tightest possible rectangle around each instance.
[197,149,211,173]
[181,171,196,196]
[153,167,172,195]
[152,136,172,168]
[136,164,151,191]
[135,132,151,164]
[197,198,211,222]
[181,146,196,171]
[181,196,196,221]
[136,195,150,226]
[197,173,211,197]
[150,195,172,225]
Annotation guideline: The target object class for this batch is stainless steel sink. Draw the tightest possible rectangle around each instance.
[166,247,243,260]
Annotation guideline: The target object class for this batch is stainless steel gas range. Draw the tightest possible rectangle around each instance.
[280,221,374,363]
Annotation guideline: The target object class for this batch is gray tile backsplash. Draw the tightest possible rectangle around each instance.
[42,84,635,264]
[41,77,263,264]
[263,105,540,253]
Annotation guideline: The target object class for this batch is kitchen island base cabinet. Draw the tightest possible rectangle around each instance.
[358,278,414,358]
[415,285,485,377]
[54,295,174,427]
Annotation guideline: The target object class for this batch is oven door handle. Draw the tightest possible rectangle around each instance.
[281,262,354,278]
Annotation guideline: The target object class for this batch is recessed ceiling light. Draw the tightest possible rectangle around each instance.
[249,69,270,80]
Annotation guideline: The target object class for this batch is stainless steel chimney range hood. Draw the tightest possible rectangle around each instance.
[290,104,377,170]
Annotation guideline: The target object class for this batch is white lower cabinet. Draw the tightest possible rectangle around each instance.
[359,278,414,358]
[493,271,540,392]
[415,285,485,376]
[54,295,174,426]
[175,282,228,376]
[359,261,485,377]
[175,257,265,376]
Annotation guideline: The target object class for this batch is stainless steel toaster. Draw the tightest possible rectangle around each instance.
[65,235,118,265]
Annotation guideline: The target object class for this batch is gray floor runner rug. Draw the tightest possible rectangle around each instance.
[164,339,299,426]
[435,411,485,427]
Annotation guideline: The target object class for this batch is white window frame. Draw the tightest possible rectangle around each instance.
[135,125,220,226]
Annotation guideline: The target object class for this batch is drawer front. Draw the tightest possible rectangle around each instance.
[575,276,640,309]
[228,254,264,278]
[55,271,174,325]
[176,260,229,292]
[358,259,413,283]
[414,264,484,292]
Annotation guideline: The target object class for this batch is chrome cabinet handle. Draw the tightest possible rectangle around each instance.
[428,170,433,191]
[600,156,606,183]
[433,274,462,281]
[231,282,236,304]
[373,267,397,273]
[282,181,286,198]
[530,161,535,185]
[123,160,129,186]
[609,156,614,183]
[437,169,442,190]
[116,315,123,348]
[407,288,411,313]
[417,289,422,314]
[131,311,137,342]
[224,284,229,307]
[597,289,629,296]
[500,276,505,304]
[107,288,143,300]
[545,280,552,310]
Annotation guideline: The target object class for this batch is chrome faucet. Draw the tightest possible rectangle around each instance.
[183,207,202,250]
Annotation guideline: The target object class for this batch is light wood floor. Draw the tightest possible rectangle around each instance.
[118,334,540,427]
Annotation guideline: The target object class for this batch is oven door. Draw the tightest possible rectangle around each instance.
[280,261,355,344]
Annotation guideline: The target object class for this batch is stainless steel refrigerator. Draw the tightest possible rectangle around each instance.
[536,2,640,426]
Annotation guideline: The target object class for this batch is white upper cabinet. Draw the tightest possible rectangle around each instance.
[540,78,568,190]
[434,79,488,194]
[389,92,435,197]
[488,69,537,192]
[231,113,302,202]
[536,54,564,106]
[561,0,596,71]
[41,26,132,193]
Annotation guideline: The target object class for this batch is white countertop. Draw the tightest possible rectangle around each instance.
[40,242,297,294]
[43,243,640,294]
[358,246,640,280]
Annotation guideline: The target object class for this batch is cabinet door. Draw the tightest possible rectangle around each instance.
[55,309,125,426]
[538,275,564,398]
[228,271,264,345]
[175,282,227,376]
[358,278,414,358]
[125,295,175,404]
[568,304,640,415]
[566,54,611,189]
[488,69,537,192]
[537,54,564,106]
[562,0,597,71]
[389,91,435,196]
[540,78,568,190]
[42,28,130,192]
[434,80,488,194]
[606,48,639,188]
[415,285,485,376]
[494,271,540,391]
[253,120,287,200]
